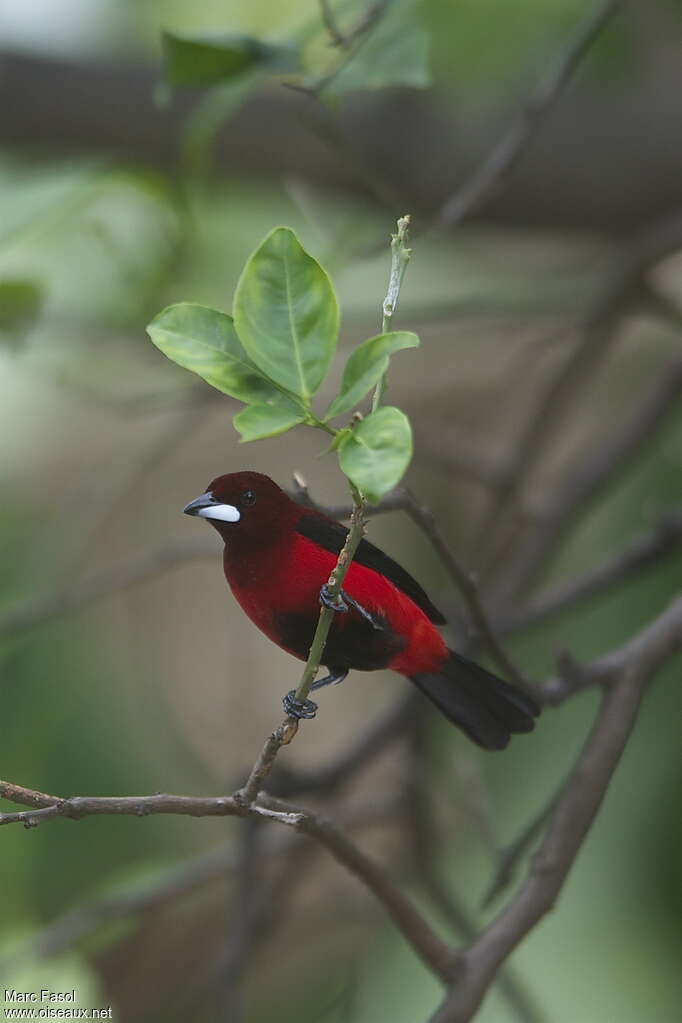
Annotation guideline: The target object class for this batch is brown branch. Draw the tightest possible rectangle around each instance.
[319,0,348,47]
[398,490,527,688]
[428,594,682,1022]
[269,690,416,797]
[0,783,454,985]
[405,713,545,1023]
[495,351,682,605]
[476,208,682,581]
[424,866,545,1023]
[260,794,459,982]
[218,820,262,1023]
[480,787,560,908]
[432,0,625,231]
[8,794,400,978]
[2,578,680,1018]
[501,507,682,634]
[0,786,245,827]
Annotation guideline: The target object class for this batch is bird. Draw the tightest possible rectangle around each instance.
[183,471,539,749]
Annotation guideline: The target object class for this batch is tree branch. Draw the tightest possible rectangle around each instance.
[260,794,459,982]
[431,0,625,231]
[0,781,453,981]
[429,594,682,1022]
[475,208,682,585]
[502,507,682,634]
[496,350,682,605]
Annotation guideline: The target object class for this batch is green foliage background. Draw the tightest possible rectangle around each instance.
[0,2,681,1021]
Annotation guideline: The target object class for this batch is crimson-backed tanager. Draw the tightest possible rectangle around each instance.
[184,471,538,749]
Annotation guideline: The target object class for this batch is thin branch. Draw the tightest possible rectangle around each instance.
[477,209,682,579]
[495,350,682,605]
[319,0,348,47]
[0,780,453,981]
[2,606,680,1016]
[405,712,544,1023]
[399,491,527,688]
[269,690,416,798]
[480,788,560,908]
[431,0,624,231]
[260,794,459,982]
[294,483,526,688]
[429,595,682,1022]
[9,796,399,973]
[424,867,545,1023]
[219,820,262,1023]
[236,721,300,806]
[450,747,502,863]
[541,592,682,705]
[0,786,245,827]
[502,507,682,634]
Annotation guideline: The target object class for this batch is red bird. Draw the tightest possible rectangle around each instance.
[184,471,538,749]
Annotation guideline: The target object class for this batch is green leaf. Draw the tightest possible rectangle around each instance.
[325,330,419,419]
[162,30,298,87]
[0,279,44,332]
[338,406,413,503]
[146,302,283,404]
[234,396,306,441]
[181,70,267,176]
[322,0,431,96]
[233,227,339,402]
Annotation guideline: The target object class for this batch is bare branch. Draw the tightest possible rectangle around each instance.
[405,715,544,1023]
[432,0,625,231]
[481,788,560,908]
[0,785,454,985]
[260,794,459,982]
[496,351,682,605]
[398,490,527,688]
[270,691,416,797]
[476,208,682,580]
[429,594,682,1022]
[0,786,244,827]
[502,507,682,634]
[319,0,348,47]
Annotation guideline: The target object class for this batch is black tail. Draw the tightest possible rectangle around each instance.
[410,650,539,750]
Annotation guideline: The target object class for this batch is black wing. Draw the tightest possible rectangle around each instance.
[296,511,446,625]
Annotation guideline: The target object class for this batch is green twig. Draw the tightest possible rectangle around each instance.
[373,214,412,411]
[292,494,366,708]
[237,217,415,804]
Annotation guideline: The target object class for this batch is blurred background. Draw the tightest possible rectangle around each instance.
[1,1,681,1021]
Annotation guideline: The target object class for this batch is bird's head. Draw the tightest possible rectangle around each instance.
[183,471,296,541]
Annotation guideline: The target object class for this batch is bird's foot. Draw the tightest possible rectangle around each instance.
[319,583,348,613]
[283,690,318,720]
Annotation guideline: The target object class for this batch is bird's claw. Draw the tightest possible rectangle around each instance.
[283,690,318,720]
[319,583,348,613]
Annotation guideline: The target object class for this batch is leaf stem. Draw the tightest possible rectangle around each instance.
[373,214,412,412]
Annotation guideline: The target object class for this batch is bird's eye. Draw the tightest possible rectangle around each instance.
[241,489,256,507]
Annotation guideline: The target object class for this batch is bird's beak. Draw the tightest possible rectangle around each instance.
[183,492,241,523]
